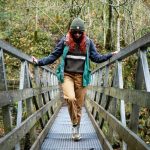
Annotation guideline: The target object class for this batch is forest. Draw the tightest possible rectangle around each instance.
[0,0,150,148]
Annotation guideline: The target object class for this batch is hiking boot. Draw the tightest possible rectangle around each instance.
[72,124,81,141]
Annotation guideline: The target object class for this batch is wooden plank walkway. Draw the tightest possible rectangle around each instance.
[41,106,103,150]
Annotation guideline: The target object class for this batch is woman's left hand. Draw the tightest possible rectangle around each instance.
[112,51,119,55]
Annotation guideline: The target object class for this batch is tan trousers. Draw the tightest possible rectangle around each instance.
[62,72,87,125]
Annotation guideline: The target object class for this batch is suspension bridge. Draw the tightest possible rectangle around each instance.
[0,33,150,150]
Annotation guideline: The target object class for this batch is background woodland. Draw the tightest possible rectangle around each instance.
[0,0,150,146]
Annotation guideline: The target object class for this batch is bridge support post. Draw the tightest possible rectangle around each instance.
[116,61,127,150]
[24,61,36,149]
[130,48,150,133]
[16,61,35,150]
[34,66,45,128]
[99,66,110,128]
[106,61,127,150]
[41,69,51,119]
[92,71,99,118]
[94,69,103,122]
[0,49,12,134]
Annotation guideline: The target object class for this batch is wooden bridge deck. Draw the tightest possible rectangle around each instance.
[41,106,102,150]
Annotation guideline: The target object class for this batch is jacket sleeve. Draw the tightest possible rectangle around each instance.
[37,36,65,66]
[89,39,113,63]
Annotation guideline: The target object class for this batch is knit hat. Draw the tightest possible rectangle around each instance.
[70,18,85,31]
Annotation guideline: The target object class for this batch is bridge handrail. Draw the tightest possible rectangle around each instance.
[0,40,62,150]
[0,40,54,73]
[0,98,60,150]
[86,32,150,150]
[93,32,150,72]
[86,98,149,150]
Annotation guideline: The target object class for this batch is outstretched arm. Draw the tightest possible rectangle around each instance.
[89,39,118,63]
[32,36,65,66]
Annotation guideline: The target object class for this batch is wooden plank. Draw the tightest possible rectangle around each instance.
[116,61,127,150]
[140,49,150,91]
[24,61,33,116]
[130,49,150,133]
[97,69,103,87]
[34,66,45,128]
[92,32,150,72]
[100,66,109,106]
[85,102,113,150]
[47,72,52,101]
[0,86,59,107]
[88,86,150,108]
[94,69,103,120]
[23,63,35,149]
[48,72,54,115]
[97,69,104,104]
[42,69,49,103]
[30,102,62,150]
[92,91,97,116]
[129,53,143,133]
[92,69,103,122]
[86,98,149,150]
[51,74,54,99]
[109,63,118,116]
[15,61,27,150]
[91,71,98,116]
[0,49,12,134]
[16,61,26,127]
[105,67,117,143]
[0,49,8,90]
[0,98,60,150]
[42,69,51,119]
[100,66,110,129]
[91,74,95,99]
[117,61,126,125]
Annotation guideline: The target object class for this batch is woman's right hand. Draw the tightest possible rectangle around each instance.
[32,56,38,64]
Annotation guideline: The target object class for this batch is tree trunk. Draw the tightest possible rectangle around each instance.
[103,2,106,48]
[105,0,113,50]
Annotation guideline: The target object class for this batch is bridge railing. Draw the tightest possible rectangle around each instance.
[85,33,150,150]
[0,40,62,150]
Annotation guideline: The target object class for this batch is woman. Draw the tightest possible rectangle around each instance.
[32,17,118,141]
